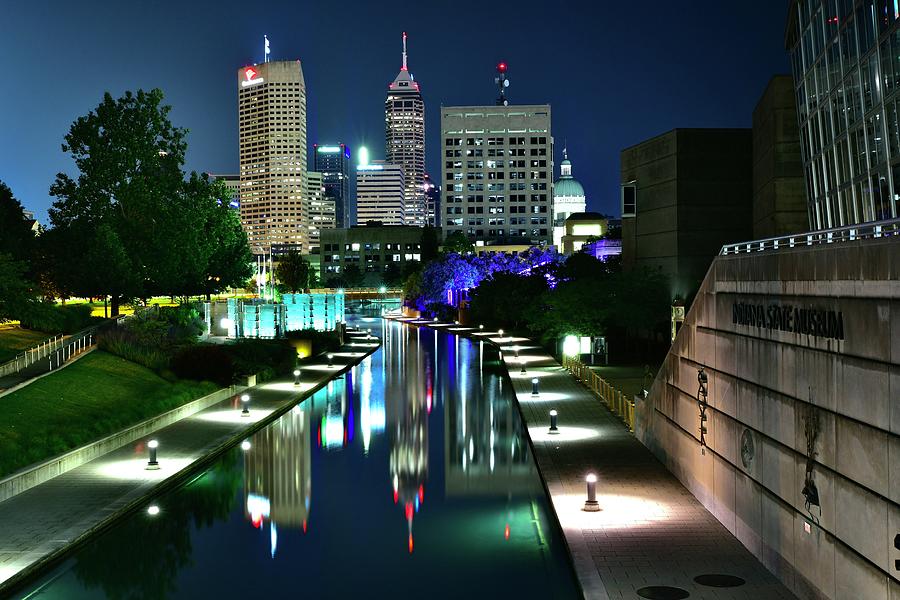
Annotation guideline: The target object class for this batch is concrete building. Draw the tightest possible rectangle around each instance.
[210,173,241,210]
[620,129,753,303]
[313,144,351,228]
[386,33,426,227]
[552,149,587,248]
[559,212,608,255]
[440,105,553,246]
[356,162,405,226]
[303,171,334,252]
[423,173,439,227]
[752,75,807,239]
[320,224,424,286]
[786,0,900,228]
[638,223,900,600]
[238,60,308,255]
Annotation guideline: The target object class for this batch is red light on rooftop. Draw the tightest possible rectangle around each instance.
[497,62,508,73]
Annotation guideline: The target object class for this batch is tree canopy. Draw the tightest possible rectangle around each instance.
[275,252,313,293]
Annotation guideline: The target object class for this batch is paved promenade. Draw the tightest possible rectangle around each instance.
[392,317,794,600]
[0,331,379,595]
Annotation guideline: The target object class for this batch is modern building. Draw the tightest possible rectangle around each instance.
[559,212,609,255]
[356,161,405,226]
[423,173,440,227]
[621,129,754,303]
[752,75,809,238]
[786,0,900,229]
[237,60,308,255]
[440,104,553,246]
[552,149,587,248]
[320,224,424,286]
[386,33,426,227]
[313,144,351,228]
[210,173,241,210]
[304,171,335,252]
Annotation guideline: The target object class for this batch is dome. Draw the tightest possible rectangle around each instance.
[554,178,585,198]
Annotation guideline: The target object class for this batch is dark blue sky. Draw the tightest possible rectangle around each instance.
[1,1,790,222]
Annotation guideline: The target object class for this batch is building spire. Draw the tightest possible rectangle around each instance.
[402,32,408,71]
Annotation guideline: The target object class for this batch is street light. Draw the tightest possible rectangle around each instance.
[146,440,160,470]
[241,440,252,451]
[327,353,334,367]
[583,473,600,512]
[147,505,160,516]
[531,377,539,396]
[293,369,301,385]
[498,329,504,341]
[241,393,250,417]
[549,409,559,434]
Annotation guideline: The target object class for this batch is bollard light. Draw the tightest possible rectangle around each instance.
[241,393,250,416]
[433,316,438,322]
[531,377,539,396]
[146,440,160,470]
[498,329,504,339]
[583,473,600,512]
[549,409,559,434]
[293,369,301,386]
[241,440,252,451]
[327,353,334,367]
[147,505,160,516]
[520,361,527,374]
[479,324,484,330]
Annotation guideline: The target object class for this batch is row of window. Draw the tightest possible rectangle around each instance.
[444,148,548,158]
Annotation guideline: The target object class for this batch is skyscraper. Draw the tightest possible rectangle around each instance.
[386,33,426,227]
[356,161,405,225]
[304,171,335,251]
[423,173,440,227]
[237,59,308,254]
[313,144,351,228]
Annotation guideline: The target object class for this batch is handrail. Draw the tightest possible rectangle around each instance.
[563,355,635,432]
[719,218,900,256]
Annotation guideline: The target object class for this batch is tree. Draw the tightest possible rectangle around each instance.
[381,262,402,288]
[0,253,35,323]
[342,264,364,288]
[442,231,474,255]
[275,251,311,293]
[0,181,35,263]
[421,225,440,261]
[470,272,548,329]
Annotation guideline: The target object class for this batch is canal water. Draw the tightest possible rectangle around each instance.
[17,316,579,599]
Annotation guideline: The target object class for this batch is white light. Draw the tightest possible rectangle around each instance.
[293,369,300,377]
[586,473,597,483]
[549,409,558,417]
[220,318,233,330]
[241,440,251,451]
[241,394,250,402]
[148,440,158,449]
[147,505,160,516]
[563,335,580,357]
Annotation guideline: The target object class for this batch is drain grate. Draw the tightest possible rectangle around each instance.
[636,586,690,599]
[693,574,746,588]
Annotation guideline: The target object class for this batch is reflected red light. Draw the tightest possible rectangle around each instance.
[317,425,321,447]
[408,533,414,554]
[405,502,414,521]
[418,485,424,503]
[251,514,262,529]
[504,523,510,540]
[393,489,399,504]
[302,520,307,534]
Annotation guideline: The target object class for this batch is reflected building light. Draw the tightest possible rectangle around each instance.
[270,522,278,558]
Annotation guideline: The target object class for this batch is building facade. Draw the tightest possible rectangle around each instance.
[552,149,587,248]
[238,60,308,254]
[386,33,426,227]
[320,224,424,286]
[423,173,440,227]
[559,212,608,255]
[313,144,351,228]
[440,105,553,245]
[304,171,335,252]
[621,129,753,303]
[786,0,900,229]
[356,161,405,225]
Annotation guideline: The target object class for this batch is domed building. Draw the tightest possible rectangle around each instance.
[552,149,587,248]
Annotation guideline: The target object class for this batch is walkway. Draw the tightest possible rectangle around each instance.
[391,317,794,600]
[0,331,379,595]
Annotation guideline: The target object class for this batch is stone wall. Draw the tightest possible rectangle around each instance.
[637,236,900,599]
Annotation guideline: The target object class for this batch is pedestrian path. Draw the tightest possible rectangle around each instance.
[0,331,379,595]
[390,317,794,600]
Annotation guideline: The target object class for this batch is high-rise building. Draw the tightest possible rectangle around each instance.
[356,161,405,225]
[423,173,440,227]
[304,171,335,251]
[237,60,308,255]
[552,149,587,248]
[321,224,424,286]
[313,144,351,228]
[786,1,900,229]
[386,33,426,226]
[440,103,553,245]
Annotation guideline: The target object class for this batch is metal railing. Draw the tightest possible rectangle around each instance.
[564,355,635,432]
[719,218,900,256]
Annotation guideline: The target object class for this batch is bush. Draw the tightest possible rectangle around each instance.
[97,329,170,372]
[171,345,236,387]
[224,340,296,382]
[284,329,341,356]
[19,302,101,333]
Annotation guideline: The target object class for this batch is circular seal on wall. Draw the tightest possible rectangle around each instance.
[740,429,755,470]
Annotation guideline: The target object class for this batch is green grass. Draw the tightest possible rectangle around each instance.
[590,364,659,400]
[0,326,55,363]
[0,351,218,478]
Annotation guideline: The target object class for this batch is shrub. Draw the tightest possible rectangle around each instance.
[224,340,296,382]
[19,302,101,333]
[284,329,341,356]
[171,345,236,387]
[97,329,170,372]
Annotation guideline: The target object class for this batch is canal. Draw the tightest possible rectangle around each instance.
[17,315,579,599]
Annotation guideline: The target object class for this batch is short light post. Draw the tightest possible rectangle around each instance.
[583,474,600,512]
[327,353,334,367]
[433,316,438,323]
[146,440,160,470]
[293,369,301,386]
[549,409,559,434]
[531,377,540,397]
[520,360,527,374]
[241,393,250,417]
[479,324,484,331]
[240,440,252,451]
[147,505,160,516]
[498,329,504,342]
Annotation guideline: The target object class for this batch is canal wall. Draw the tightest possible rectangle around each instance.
[636,236,900,599]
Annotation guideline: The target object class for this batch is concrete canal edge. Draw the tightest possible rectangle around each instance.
[385,316,607,600]
[0,336,381,598]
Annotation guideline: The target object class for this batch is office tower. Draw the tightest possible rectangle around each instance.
[237,60,308,254]
[423,173,440,227]
[304,171,335,251]
[356,161,405,225]
[313,144,351,228]
[386,33,426,226]
[552,149,587,248]
[786,1,900,228]
[440,101,553,245]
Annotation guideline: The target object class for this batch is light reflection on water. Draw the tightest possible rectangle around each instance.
[20,314,579,599]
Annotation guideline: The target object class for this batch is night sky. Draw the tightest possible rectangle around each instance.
[1,1,790,222]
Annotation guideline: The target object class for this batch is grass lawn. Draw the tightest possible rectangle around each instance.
[590,364,659,400]
[0,351,218,478]
[0,325,55,363]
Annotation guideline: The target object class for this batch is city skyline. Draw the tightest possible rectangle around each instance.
[0,0,789,223]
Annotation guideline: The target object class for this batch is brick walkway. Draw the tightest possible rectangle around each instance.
[394,317,794,600]
[0,331,379,595]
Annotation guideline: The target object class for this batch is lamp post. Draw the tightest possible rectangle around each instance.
[520,358,526,374]
[328,353,334,367]
[241,393,250,417]
[531,377,539,396]
[549,409,559,434]
[146,440,160,470]
[583,474,600,511]
[241,440,252,451]
[293,369,301,386]
[498,329,504,342]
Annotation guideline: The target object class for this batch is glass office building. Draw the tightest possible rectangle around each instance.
[787,0,900,229]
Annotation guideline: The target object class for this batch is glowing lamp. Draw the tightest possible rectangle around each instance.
[327,353,334,367]
[549,409,559,433]
[241,440,252,451]
[498,62,508,72]
[563,335,580,357]
[379,286,387,294]
[293,369,301,386]
[146,440,160,470]
[147,505,160,516]
[240,393,250,416]
[220,317,233,330]
[584,473,600,512]
[531,377,539,396]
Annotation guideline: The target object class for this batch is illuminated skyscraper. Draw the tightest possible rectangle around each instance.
[356,161,405,225]
[386,33,426,227]
[237,60,308,254]
[304,171,335,251]
[313,144,351,228]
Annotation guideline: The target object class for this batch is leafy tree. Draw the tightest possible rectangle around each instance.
[421,225,440,261]
[381,262,403,288]
[0,253,35,323]
[0,181,35,262]
[275,251,312,293]
[470,272,548,329]
[342,264,364,288]
[442,231,474,255]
